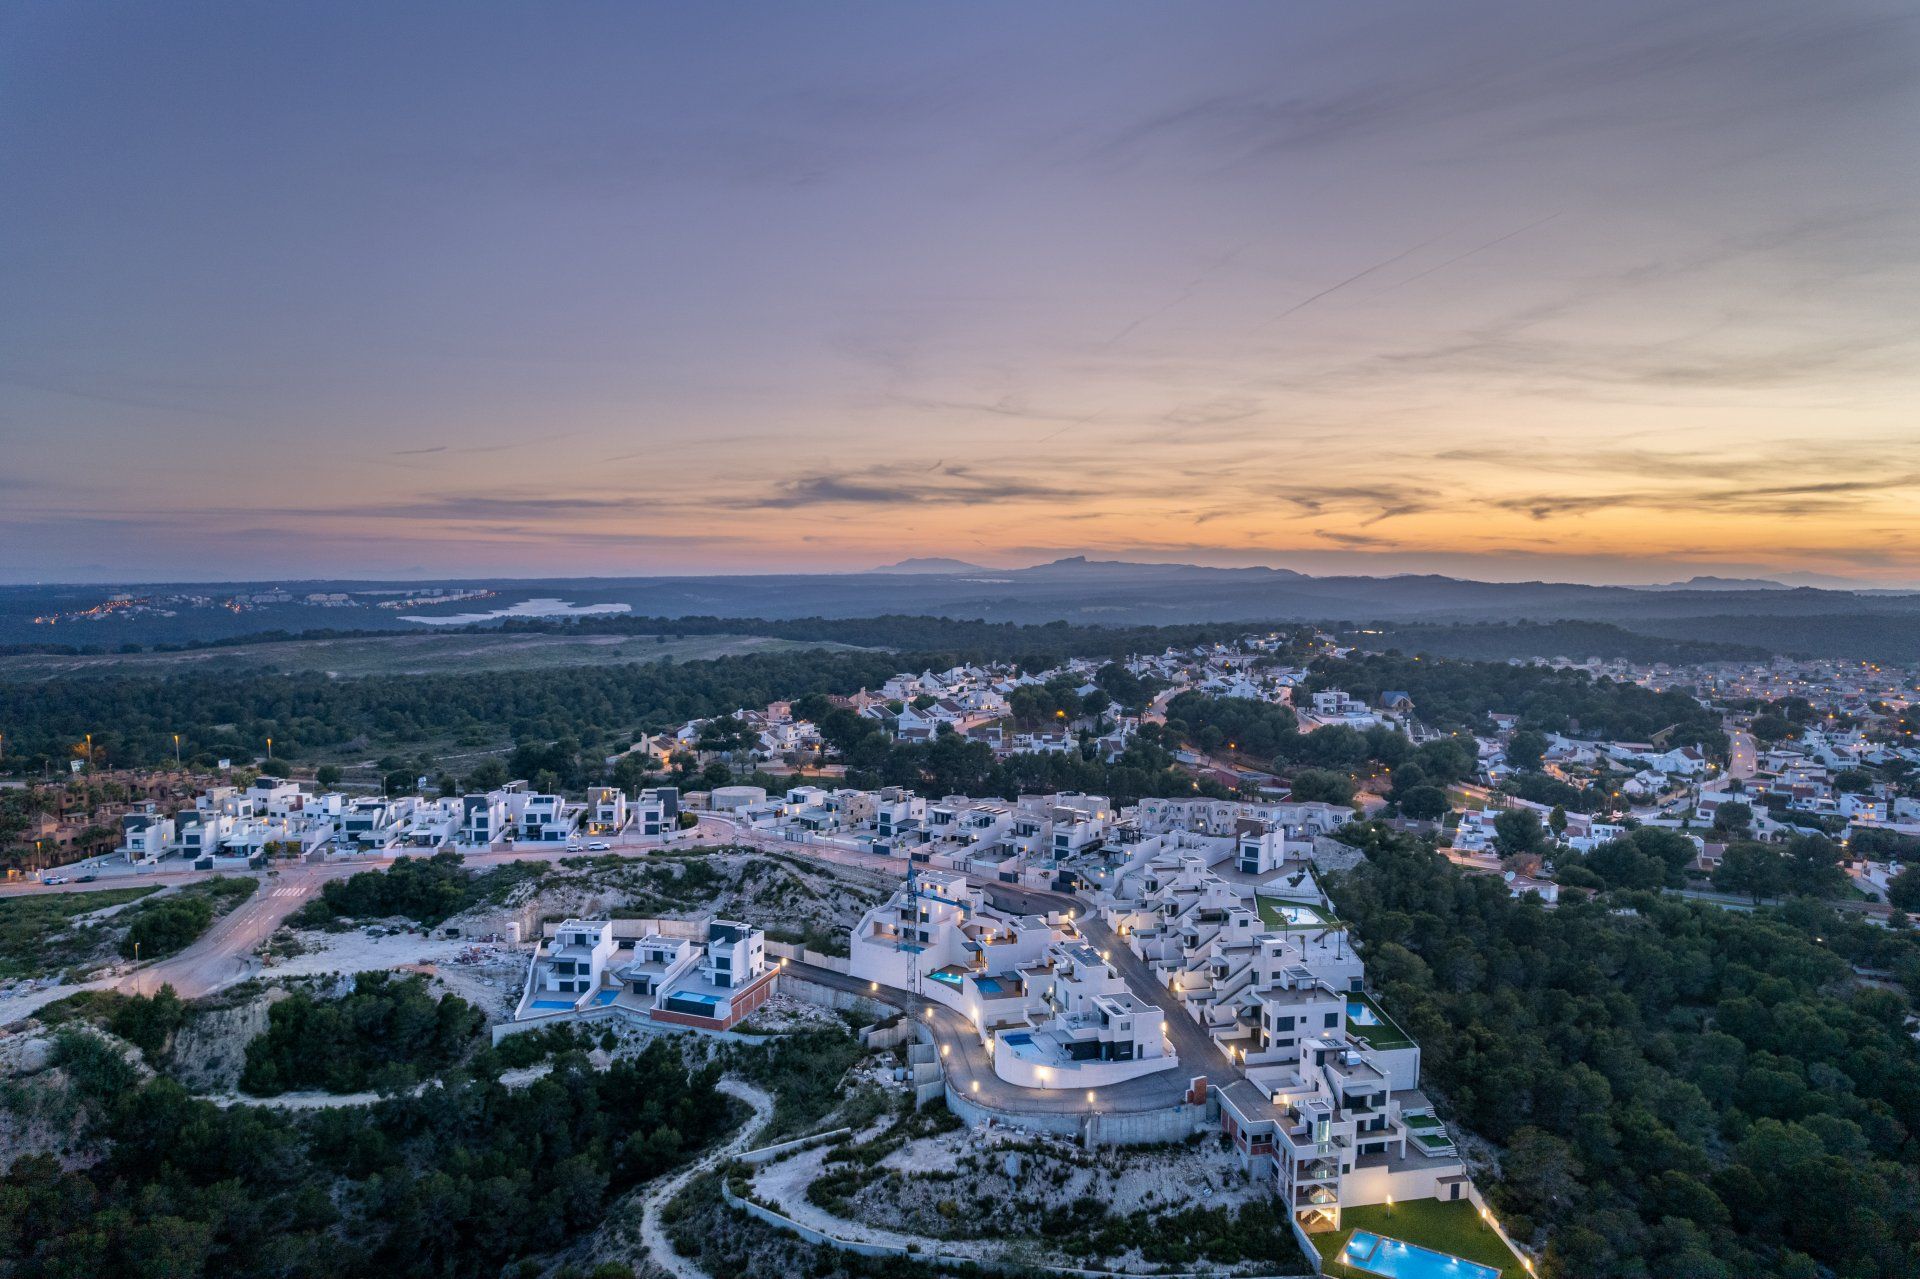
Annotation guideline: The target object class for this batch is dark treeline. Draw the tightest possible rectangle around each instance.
[1331,823,1920,1279]
[1342,620,1771,665]
[503,613,1312,663]
[0,1034,730,1278]
[240,972,485,1096]
[290,852,546,928]
[0,620,1320,773]
[0,647,910,771]
[3,614,1310,665]
[799,692,1236,807]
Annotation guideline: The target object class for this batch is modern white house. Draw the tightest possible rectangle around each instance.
[515,916,776,1031]
[587,786,629,833]
[513,791,580,843]
[848,869,1059,1018]
[991,938,1174,1088]
[117,807,176,861]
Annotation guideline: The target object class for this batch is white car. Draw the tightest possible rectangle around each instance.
[585,841,611,852]
[565,842,584,852]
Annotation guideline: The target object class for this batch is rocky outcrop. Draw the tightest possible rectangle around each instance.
[166,987,289,1092]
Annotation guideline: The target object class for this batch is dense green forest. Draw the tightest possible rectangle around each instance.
[0,1034,731,1278]
[239,973,486,1095]
[1331,824,1920,1279]
[289,851,547,928]
[800,695,1238,806]
[0,619,1318,775]
[0,647,909,772]
[1341,621,1770,664]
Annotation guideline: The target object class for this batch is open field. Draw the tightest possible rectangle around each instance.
[0,886,161,979]
[0,631,875,681]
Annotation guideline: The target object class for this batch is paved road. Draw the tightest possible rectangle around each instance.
[1726,727,1759,780]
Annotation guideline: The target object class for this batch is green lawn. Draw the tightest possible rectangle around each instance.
[1312,1199,1521,1277]
[0,887,161,979]
[1256,896,1337,929]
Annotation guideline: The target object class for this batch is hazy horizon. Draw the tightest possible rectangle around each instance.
[2,551,1912,593]
[5,2,1918,586]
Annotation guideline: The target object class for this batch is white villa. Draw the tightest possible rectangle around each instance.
[514,916,775,1031]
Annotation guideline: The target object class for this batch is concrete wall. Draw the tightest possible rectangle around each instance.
[780,973,896,1018]
[737,1127,852,1166]
[765,939,850,973]
[1343,1157,1466,1209]
[943,1085,1211,1147]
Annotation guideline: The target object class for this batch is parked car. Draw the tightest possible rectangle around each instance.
[586,841,611,852]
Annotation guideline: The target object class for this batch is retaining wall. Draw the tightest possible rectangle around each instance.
[765,940,851,973]
[943,1085,1211,1146]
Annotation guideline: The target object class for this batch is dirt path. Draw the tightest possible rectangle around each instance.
[637,1078,774,1279]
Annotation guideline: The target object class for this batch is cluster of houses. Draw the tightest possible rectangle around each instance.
[614,635,1371,778]
[827,790,1472,1238]
[113,776,685,866]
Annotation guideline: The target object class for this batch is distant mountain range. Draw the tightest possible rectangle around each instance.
[1633,576,1793,592]
[5,556,1919,660]
[868,557,988,574]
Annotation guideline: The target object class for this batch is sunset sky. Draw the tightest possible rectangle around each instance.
[4,1,1918,585]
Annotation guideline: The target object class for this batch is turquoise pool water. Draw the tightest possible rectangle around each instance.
[1347,999,1384,1026]
[929,970,964,987]
[593,990,618,1006]
[976,976,1004,995]
[530,999,574,1011]
[1342,1231,1500,1279]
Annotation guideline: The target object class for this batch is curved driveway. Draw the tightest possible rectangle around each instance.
[788,960,1195,1116]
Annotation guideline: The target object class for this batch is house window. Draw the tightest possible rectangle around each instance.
[1324,1012,1339,1029]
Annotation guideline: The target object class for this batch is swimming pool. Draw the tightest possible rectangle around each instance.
[530,999,575,1011]
[928,970,964,987]
[1342,1231,1500,1279]
[1003,1031,1032,1045]
[1347,999,1383,1026]
[975,976,1004,995]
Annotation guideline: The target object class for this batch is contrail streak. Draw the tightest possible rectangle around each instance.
[1253,234,1444,330]
[1365,213,1562,296]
